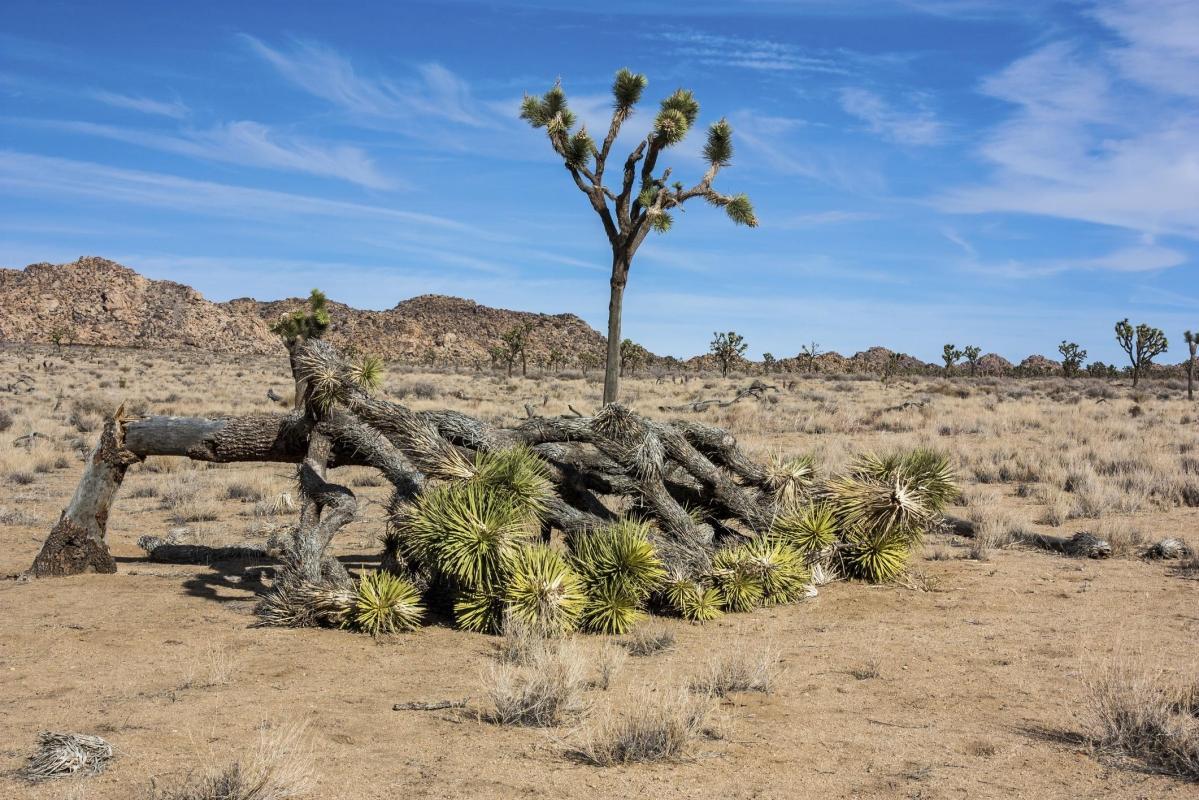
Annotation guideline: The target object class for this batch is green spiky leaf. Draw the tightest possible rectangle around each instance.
[453,588,507,633]
[660,88,699,127]
[348,571,424,635]
[581,582,644,635]
[564,127,595,169]
[724,194,758,227]
[569,519,666,600]
[653,107,689,146]
[504,544,587,635]
[612,68,647,111]
[740,538,809,605]
[708,547,765,613]
[649,211,673,233]
[470,445,553,520]
[844,528,911,583]
[771,502,838,557]
[349,354,384,392]
[703,118,733,167]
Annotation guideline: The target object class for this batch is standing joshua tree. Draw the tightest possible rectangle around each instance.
[500,323,533,377]
[578,351,600,378]
[799,341,821,373]
[961,345,982,377]
[942,344,963,375]
[710,331,748,376]
[1058,341,1087,378]
[762,352,776,375]
[1185,331,1197,401]
[620,339,649,377]
[1114,319,1167,388]
[521,70,757,405]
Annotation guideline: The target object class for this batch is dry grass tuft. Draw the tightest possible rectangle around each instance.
[691,641,778,696]
[572,686,715,765]
[485,639,586,726]
[149,723,313,800]
[622,623,676,657]
[1084,656,1199,780]
[20,731,113,782]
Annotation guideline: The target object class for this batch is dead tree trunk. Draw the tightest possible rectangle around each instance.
[31,411,141,576]
[31,341,780,580]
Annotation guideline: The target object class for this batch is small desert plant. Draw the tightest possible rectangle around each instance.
[1085,656,1199,780]
[470,445,553,517]
[738,536,810,605]
[771,502,837,558]
[503,544,587,635]
[706,546,766,612]
[762,454,817,509]
[622,623,676,656]
[593,645,628,690]
[842,528,913,583]
[149,723,314,800]
[347,571,424,635]
[573,686,714,765]
[486,639,586,726]
[571,519,665,634]
[691,642,778,696]
[661,573,724,622]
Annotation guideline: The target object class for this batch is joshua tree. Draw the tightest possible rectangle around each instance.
[710,331,748,376]
[500,323,533,377]
[619,339,649,377]
[271,289,331,408]
[1186,331,1197,401]
[487,345,506,372]
[881,351,902,383]
[578,351,600,378]
[521,70,757,405]
[762,352,776,374]
[961,345,982,377]
[941,344,963,375]
[1114,319,1167,388]
[547,348,565,375]
[799,341,821,373]
[49,324,74,350]
[1057,341,1087,378]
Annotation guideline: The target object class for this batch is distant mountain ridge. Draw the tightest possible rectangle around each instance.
[0,257,1153,377]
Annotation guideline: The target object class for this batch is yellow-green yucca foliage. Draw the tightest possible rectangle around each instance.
[570,519,666,634]
[763,454,817,510]
[347,571,424,635]
[707,546,766,612]
[662,572,724,623]
[850,449,958,513]
[453,588,508,634]
[822,472,932,543]
[843,528,911,584]
[470,445,553,518]
[741,537,810,605]
[581,582,646,635]
[503,544,588,635]
[400,480,537,591]
[771,502,838,558]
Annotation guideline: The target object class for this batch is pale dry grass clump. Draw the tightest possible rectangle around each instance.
[21,732,113,782]
[622,623,676,656]
[149,723,314,800]
[1085,656,1199,781]
[691,641,779,697]
[486,638,587,726]
[572,686,715,765]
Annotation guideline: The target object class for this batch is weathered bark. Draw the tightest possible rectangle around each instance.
[603,260,628,406]
[31,413,141,576]
[137,535,276,564]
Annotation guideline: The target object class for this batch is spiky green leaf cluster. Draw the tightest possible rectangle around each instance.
[850,449,958,513]
[661,88,700,126]
[662,572,725,623]
[771,502,838,557]
[453,588,507,634]
[740,537,810,605]
[821,472,932,542]
[703,118,734,167]
[470,446,553,518]
[723,194,758,227]
[348,571,424,635]
[503,544,588,635]
[564,127,595,169]
[763,454,817,510]
[570,519,665,634]
[649,211,673,233]
[707,546,766,613]
[398,481,536,592]
[612,68,647,112]
[843,528,911,583]
[271,288,330,344]
[520,84,576,132]
[349,354,384,393]
[653,107,690,146]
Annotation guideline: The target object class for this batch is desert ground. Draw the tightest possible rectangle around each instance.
[1,344,1196,799]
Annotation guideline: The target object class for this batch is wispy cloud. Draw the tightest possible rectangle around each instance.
[653,30,850,74]
[964,242,1188,278]
[839,87,945,145]
[777,210,883,228]
[90,90,189,119]
[28,118,395,189]
[733,112,887,194]
[941,0,1199,240]
[241,35,484,127]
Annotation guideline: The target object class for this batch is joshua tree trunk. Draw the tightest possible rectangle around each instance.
[604,256,630,405]
[1188,350,1195,401]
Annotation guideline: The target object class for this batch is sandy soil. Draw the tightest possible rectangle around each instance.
[1,346,1196,799]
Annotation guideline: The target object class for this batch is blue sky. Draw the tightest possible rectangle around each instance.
[1,0,1196,363]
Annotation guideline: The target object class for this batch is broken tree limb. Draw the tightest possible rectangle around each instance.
[30,411,141,577]
[137,535,277,564]
[658,379,778,413]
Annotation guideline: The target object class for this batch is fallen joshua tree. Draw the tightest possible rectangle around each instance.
[30,329,959,636]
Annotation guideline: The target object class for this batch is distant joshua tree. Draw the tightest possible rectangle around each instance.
[49,324,75,350]
[578,351,600,378]
[521,69,757,405]
[942,344,963,375]
[500,322,533,377]
[1057,341,1087,378]
[1114,319,1167,388]
[710,331,748,376]
[762,352,776,374]
[1185,331,1197,401]
[487,345,506,372]
[961,345,981,377]
[619,339,649,377]
[799,341,821,373]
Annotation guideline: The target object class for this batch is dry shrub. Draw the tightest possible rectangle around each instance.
[573,686,714,765]
[1085,656,1199,780]
[691,641,778,697]
[150,723,313,800]
[592,645,627,691]
[622,623,676,657]
[486,639,586,726]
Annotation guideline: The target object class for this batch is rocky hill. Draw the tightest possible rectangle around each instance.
[0,257,606,365]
